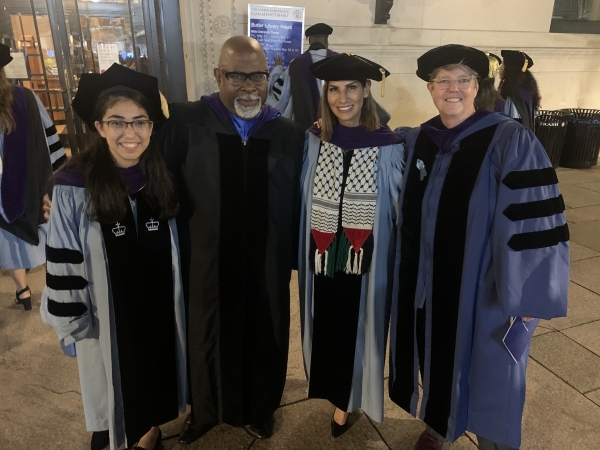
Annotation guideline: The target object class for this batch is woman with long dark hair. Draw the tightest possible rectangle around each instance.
[498,50,541,130]
[298,53,404,437]
[41,64,186,450]
[0,43,64,311]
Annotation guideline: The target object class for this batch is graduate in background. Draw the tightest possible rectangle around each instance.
[267,22,337,130]
[498,50,540,130]
[298,53,403,437]
[41,64,186,450]
[474,52,503,112]
[388,44,568,450]
[0,43,65,311]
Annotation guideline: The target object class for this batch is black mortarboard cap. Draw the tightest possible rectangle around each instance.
[501,50,533,72]
[310,53,390,96]
[72,63,165,129]
[416,44,489,81]
[305,23,333,37]
[0,44,13,68]
[487,53,501,65]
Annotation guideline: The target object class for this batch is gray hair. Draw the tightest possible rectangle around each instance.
[429,63,479,88]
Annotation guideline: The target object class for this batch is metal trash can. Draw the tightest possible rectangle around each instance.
[535,110,571,168]
[560,108,600,168]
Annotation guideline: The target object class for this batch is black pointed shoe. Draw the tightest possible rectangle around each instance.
[330,413,351,438]
[243,415,274,439]
[91,430,110,450]
[178,415,218,445]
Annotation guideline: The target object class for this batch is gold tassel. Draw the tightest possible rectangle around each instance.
[159,91,170,118]
[380,68,386,97]
[520,52,528,72]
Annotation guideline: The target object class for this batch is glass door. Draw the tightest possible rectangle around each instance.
[1,0,182,155]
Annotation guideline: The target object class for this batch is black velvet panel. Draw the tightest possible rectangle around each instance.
[46,273,88,290]
[503,195,565,221]
[45,124,57,137]
[46,244,84,264]
[217,133,271,425]
[309,271,362,409]
[389,131,438,410]
[502,167,558,190]
[508,223,570,251]
[100,193,178,444]
[424,124,497,436]
[48,140,63,154]
[47,298,87,317]
[289,59,317,131]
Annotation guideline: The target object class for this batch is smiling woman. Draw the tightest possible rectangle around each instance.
[388,44,569,450]
[298,52,404,437]
[41,64,186,450]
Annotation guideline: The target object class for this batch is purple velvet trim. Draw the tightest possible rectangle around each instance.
[296,49,338,116]
[308,123,401,150]
[201,93,281,139]
[420,109,492,154]
[1,85,29,223]
[517,87,533,113]
[53,164,146,195]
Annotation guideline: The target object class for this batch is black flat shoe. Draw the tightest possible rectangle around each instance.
[178,415,217,445]
[91,430,109,450]
[243,415,274,439]
[14,286,32,311]
[330,412,350,438]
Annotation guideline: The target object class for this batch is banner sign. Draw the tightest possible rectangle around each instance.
[248,4,305,70]
[4,50,29,80]
[97,43,120,73]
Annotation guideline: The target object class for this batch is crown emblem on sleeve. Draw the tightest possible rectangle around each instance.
[112,222,126,237]
[146,218,159,231]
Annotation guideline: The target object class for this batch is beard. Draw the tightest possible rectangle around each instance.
[234,94,262,119]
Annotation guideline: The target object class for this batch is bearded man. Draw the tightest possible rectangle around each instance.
[159,36,304,444]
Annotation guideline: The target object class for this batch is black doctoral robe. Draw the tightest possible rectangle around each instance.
[159,99,304,427]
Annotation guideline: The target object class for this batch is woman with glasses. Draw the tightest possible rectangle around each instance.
[298,53,403,437]
[41,64,186,450]
[388,45,568,450]
[498,50,540,130]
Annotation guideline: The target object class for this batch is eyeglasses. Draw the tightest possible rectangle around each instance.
[99,120,152,134]
[218,68,269,86]
[429,77,476,90]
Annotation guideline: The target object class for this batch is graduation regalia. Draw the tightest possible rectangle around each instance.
[389,112,569,448]
[159,94,304,428]
[498,50,537,131]
[299,127,403,421]
[41,169,187,450]
[267,45,338,130]
[0,83,63,270]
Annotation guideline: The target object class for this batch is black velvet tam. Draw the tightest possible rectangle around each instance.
[72,63,165,129]
[305,23,333,37]
[416,44,489,81]
[501,50,534,70]
[310,53,390,81]
[0,44,13,68]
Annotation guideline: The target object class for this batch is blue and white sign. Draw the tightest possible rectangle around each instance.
[248,4,305,71]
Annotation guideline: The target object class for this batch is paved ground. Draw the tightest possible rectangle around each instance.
[1,165,600,450]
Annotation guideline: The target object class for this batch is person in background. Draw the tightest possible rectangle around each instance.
[0,43,65,311]
[159,36,304,446]
[41,64,186,450]
[267,22,337,130]
[498,49,541,130]
[388,44,568,450]
[474,52,503,112]
[298,53,403,438]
